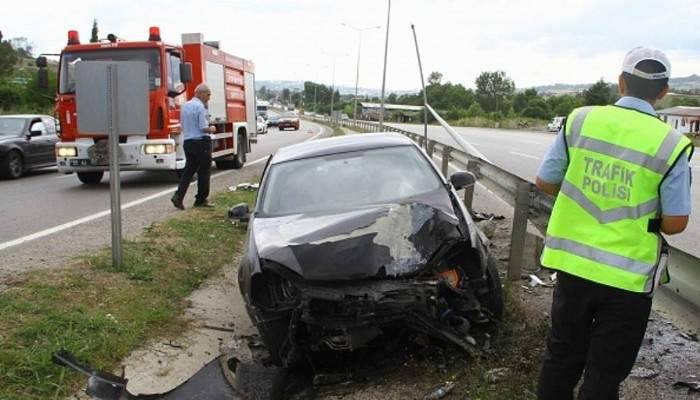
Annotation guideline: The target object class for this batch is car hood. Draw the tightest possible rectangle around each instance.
[0,135,20,143]
[253,203,463,280]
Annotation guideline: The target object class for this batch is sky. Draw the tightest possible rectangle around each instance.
[3,0,699,92]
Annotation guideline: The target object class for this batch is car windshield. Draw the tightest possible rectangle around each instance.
[59,49,161,94]
[260,146,443,215]
[0,117,26,136]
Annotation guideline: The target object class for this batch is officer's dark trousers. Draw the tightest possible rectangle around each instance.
[175,138,212,204]
[537,272,652,400]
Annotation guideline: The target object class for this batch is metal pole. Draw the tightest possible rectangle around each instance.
[330,59,336,125]
[379,0,391,130]
[508,182,531,280]
[410,24,428,151]
[107,63,122,268]
[353,31,361,122]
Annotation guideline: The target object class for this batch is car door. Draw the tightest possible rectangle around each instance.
[25,118,49,168]
[40,117,59,166]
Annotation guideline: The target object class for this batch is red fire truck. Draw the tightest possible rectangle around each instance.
[48,27,256,184]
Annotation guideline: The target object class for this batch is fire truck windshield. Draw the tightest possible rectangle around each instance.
[59,48,161,94]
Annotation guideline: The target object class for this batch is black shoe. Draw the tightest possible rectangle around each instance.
[193,200,215,208]
[171,194,185,210]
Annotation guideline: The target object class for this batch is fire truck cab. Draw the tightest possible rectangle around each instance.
[50,28,256,184]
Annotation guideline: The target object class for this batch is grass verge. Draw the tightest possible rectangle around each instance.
[0,189,256,400]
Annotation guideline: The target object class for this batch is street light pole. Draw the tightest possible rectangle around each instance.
[379,0,391,129]
[411,24,428,150]
[342,23,381,123]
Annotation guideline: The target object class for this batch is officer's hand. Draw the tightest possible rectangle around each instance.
[207,126,217,134]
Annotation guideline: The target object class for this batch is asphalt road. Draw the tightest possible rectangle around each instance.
[387,122,700,257]
[0,118,321,249]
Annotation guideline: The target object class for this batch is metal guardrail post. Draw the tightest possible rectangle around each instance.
[508,182,531,280]
[441,147,451,176]
[427,141,435,157]
[463,160,479,210]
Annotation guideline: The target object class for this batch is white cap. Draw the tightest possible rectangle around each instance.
[622,47,671,80]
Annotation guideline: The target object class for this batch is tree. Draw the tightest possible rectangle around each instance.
[465,102,484,118]
[387,93,397,103]
[90,19,99,43]
[9,37,32,58]
[583,79,615,106]
[281,88,290,103]
[475,71,515,113]
[427,71,443,86]
[0,35,18,77]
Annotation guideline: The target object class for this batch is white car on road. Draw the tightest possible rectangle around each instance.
[257,116,268,135]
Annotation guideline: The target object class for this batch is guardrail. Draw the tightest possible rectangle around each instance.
[305,115,700,310]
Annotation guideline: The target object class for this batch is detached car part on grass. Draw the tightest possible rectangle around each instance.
[235,133,504,367]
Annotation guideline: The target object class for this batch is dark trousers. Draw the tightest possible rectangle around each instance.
[175,138,212,203]
[537,272,651,400]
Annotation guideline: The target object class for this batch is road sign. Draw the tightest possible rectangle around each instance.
[75,61,149,268]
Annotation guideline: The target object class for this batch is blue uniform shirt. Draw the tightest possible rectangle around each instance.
[537,96,692,215]
[181,97,210,141]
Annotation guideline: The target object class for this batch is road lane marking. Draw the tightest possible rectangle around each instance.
[0,123,331,253]
[509,151,540,160]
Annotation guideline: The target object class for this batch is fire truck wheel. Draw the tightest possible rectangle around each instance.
[77,171,104,184]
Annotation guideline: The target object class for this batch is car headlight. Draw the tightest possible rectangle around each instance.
[56,146,77,157]
[144,144,174,155]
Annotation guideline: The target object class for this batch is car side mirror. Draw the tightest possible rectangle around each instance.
[450,171,477,190]
[180,62,193,83]
[228,203,250,222]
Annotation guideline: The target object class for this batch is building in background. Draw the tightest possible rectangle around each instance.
[360,102,423,123]
[657,106,700,135]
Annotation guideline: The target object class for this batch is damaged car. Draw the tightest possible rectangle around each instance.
[232,132,503,367]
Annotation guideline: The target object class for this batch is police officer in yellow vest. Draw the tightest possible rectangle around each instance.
[535,47,693,399]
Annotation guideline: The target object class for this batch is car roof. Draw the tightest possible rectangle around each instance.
[271,132,416,164]
[0,114,53,119]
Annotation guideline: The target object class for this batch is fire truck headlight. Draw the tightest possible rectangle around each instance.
[56,146,77,157]
[144,144,174,155]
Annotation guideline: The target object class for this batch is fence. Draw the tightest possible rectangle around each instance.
[305,114,700,310]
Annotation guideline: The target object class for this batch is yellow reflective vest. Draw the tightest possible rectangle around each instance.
[541,105,693,294]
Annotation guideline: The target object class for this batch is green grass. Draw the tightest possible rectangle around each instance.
[0,189,256,400]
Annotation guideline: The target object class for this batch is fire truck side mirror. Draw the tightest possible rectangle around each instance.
[180,63,193,83]
[36,56,47,68]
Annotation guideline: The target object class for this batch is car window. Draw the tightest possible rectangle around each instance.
[0,117,26,136]
[30,121,47,135]
[42,117,57,135]
[260,146,443,215]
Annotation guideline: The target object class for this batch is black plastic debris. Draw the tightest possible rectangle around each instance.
[672,380,700,393]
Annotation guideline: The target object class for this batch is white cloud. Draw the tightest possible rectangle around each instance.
[2,0,697,91]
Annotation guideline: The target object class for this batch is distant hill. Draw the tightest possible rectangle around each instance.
[255,80,418,97]
[533,74,700,95]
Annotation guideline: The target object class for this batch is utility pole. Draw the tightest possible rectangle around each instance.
[411,24,428,150]
[342,23,381,123]
[379,0,391,129]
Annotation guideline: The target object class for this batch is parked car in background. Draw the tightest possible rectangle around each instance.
[277,113,300,131]
[267,115,279,127]
[0,115,59,179]
[257,116,268,134]
[232,133,503,367]
[547,116,565,132]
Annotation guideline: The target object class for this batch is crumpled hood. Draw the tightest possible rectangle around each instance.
[253,203,462,280]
